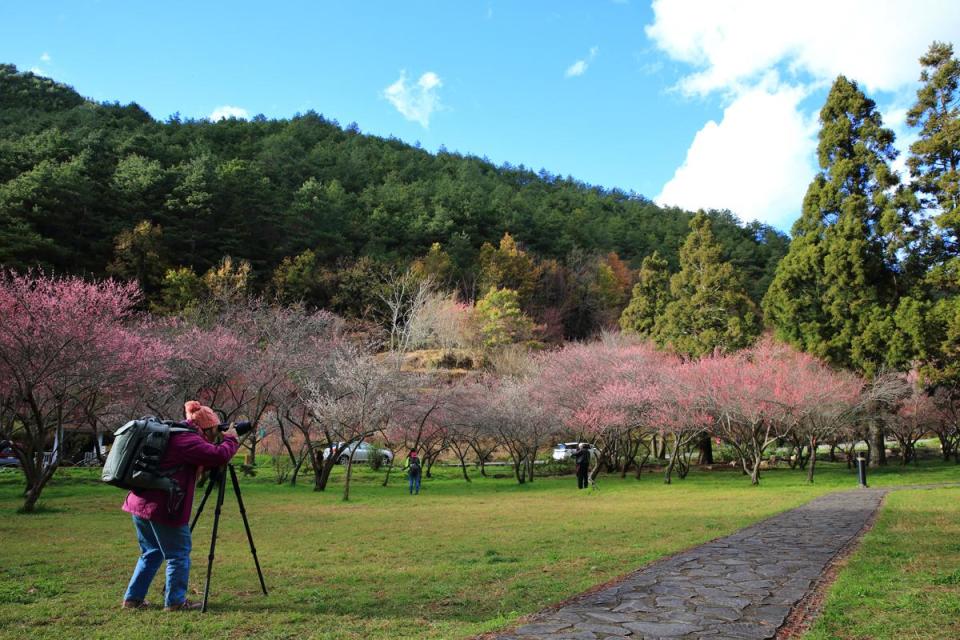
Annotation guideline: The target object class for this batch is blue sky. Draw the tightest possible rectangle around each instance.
[3,1,959,231]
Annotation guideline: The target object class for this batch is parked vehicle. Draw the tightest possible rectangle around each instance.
[322,441,394,465]
[552,442,591,461]
[0,444,20,467]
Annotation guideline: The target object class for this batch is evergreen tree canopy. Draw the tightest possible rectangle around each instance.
[907,41,960,247]
[619,251,670,338]
[654,213,761,357]
[903,43,960,386]
[763,76,911,375]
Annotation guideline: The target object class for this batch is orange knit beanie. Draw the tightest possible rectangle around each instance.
[184,400,220,430]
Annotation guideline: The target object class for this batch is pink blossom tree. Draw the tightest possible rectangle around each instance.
[489,376,557,484]
[381,375,453,485]
[931,388,960,462]
[0,272,167,512]
[889,372,938,465]
[443,379,502,478]
[692,340,806,485]
[306,344,401,500]
[787,352,862,482]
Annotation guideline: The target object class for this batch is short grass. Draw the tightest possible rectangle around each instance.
[803,486,960,640]
[1,459,958,640]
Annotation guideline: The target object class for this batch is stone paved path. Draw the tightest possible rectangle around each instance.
[489,489,887,640]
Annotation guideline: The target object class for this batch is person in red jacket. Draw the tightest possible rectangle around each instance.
[121,400,239,611]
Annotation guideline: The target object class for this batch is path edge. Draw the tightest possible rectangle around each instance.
[774,489,889,639]
[472,489,852,640]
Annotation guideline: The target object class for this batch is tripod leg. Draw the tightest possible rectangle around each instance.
[228,464,268,595]
[201,467,227,613]
[190,471,218,532]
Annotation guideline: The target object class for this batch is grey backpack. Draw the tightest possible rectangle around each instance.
[102,417,193,494]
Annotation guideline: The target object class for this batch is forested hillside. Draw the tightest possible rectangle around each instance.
[0,64,787,337]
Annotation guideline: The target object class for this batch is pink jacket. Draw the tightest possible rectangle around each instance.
[122,429,239,526]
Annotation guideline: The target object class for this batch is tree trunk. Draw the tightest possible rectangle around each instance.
[634,452,650,479]
[21,464,56,513]
[22,486,43,513]
[869,422,886,467]
[316,454,336,491]
[664,436,683,484]
[697,434,714,465]
[289,450,308,486]
[787,444,799,469]
[938,434,952,461]
[806,438,818,484]
[342,456,355,501]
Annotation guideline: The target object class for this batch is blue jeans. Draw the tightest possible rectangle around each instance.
[408,472,421,494]
[124,515,192,607]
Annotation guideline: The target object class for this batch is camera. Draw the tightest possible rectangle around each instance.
[218,420,254,437]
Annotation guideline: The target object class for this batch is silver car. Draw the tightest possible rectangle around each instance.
[552,442,591,461]
[322,441,394,465]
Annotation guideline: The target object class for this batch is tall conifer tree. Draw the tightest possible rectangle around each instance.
[763,76,907,374]
[654,213,760,357]
[619,251,670,338]
[904,42,960,385]
[908,42,960,247]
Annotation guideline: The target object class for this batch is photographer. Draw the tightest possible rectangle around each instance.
[574,443,591,490]
[121,400,239,611]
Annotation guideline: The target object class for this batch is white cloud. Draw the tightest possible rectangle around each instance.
[209,105,249,121]
[40,52,51,63]
[645,0,960,227]
[656,83,818,229]
[565,46,599,78]
[383,71,443,128]
[646,0,960,97]
[566,60,588,77]
[29,67,45,76]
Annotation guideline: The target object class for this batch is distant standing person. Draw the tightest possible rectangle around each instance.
[574,443,591,490]
[404,450,422,495]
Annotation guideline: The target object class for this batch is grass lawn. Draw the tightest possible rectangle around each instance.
[802,486,960,640]
[1,460,959,640]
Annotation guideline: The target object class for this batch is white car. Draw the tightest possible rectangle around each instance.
[552,442,591,461]
[322,441,394,465]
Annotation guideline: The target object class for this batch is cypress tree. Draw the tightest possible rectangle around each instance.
[654,213,760,357]
[908,42,960,246]
[904,42,960,386]
[763,76,907,374]
[619,251,670,338]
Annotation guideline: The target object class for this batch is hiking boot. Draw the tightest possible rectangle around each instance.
[121,599,152,610]
[163,599,203,612]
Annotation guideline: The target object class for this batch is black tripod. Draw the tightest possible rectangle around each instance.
[190,464,267,612]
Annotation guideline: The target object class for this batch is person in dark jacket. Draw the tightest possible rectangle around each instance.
[574,443,591,489]
[121,400,239,611]
[404,449,422,495]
